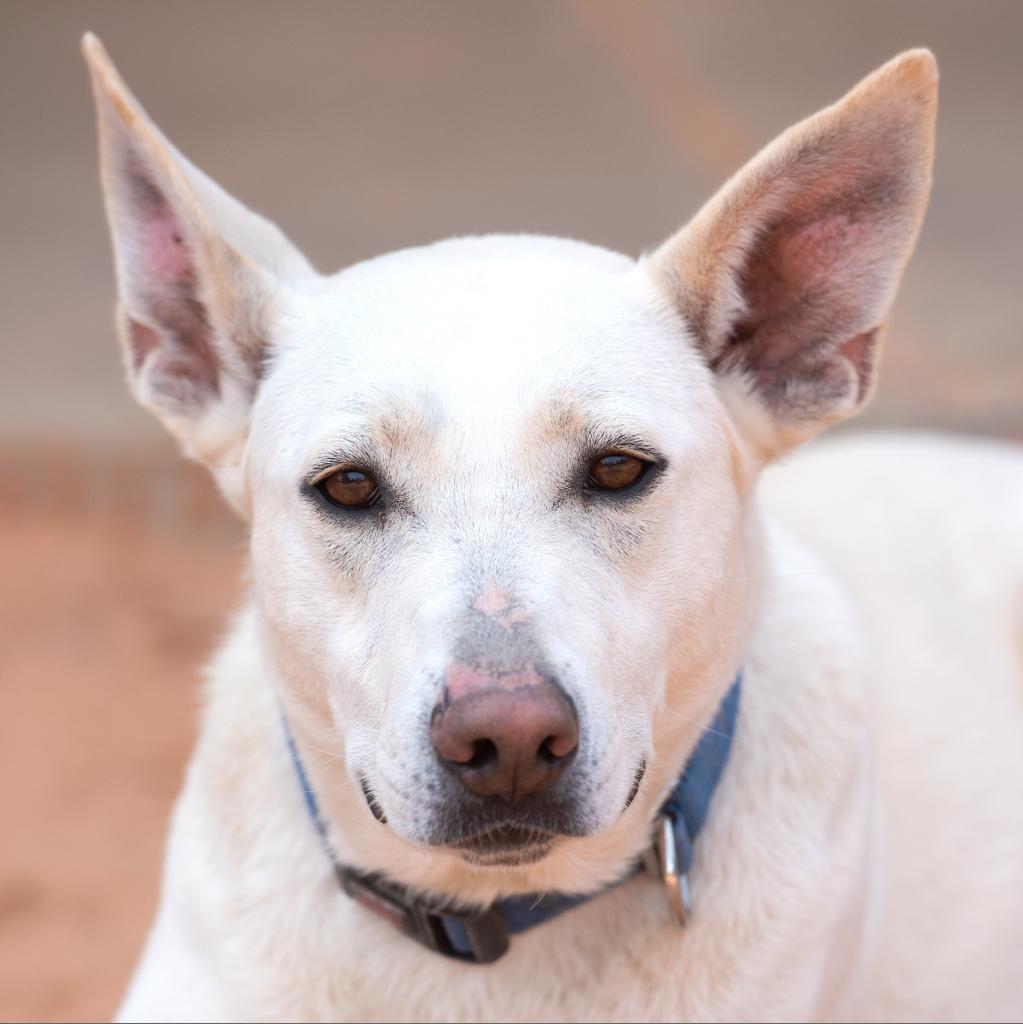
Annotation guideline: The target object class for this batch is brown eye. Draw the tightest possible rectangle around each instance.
[317,468,379,509]
[587,453,649,492]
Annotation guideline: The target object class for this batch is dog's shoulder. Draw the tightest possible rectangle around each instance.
[759,430,1023,1016]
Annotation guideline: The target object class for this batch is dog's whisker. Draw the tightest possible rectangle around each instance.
[296,741,347,766]
[658,707,733,740]
[680,569,832,582]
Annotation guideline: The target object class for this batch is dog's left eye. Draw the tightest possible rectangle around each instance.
[587,453,650,492]
[316,468,380,509]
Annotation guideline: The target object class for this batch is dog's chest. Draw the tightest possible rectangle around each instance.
[229,875,835,1023]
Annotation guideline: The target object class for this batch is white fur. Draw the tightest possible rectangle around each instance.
[81,36,1023,1022]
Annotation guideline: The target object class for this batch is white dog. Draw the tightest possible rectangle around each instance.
[83,34,1023,1022]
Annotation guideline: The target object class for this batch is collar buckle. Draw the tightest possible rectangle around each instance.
[337,866,510,964]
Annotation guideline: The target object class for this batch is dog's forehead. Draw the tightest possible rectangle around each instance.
[259,235,713,470]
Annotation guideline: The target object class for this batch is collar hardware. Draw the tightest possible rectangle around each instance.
[650,812,691,926]
[336,865,511,963]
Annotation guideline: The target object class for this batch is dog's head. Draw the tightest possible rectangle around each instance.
[84,36,935,898]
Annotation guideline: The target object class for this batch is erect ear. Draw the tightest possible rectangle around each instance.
[646,50,937,459]
[82,33,315,509]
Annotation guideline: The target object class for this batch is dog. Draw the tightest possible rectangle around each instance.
[83,34,1023,1022]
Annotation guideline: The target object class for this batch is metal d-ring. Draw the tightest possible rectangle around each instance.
[654,813,690,926]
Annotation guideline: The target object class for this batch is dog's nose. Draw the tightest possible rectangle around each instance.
[431,662,579,803]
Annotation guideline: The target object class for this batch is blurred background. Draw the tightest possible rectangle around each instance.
[2,1,1020,1019]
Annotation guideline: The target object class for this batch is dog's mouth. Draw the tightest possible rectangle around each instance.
[451,824,555,867]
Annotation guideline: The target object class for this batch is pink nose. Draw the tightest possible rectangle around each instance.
[431,662,579,803]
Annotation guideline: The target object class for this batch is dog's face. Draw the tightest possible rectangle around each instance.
[248,238,748,862]
[85,36,935,893]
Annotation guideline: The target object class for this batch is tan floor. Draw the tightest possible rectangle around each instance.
[0,451,243,1021]
[2,2,1021,1020]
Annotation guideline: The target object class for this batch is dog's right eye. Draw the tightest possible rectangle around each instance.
[316,468,380,509]
[586,453,650,493]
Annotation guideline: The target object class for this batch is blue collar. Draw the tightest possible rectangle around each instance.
[284,676,741,964]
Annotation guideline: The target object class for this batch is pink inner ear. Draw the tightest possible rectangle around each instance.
[839,329,873,369]
[777,213,872,285]
[127,319,160,372]
[139,206,192,280]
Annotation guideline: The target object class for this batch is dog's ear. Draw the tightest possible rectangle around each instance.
[82,33,314,508]
[646,50,937,459]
